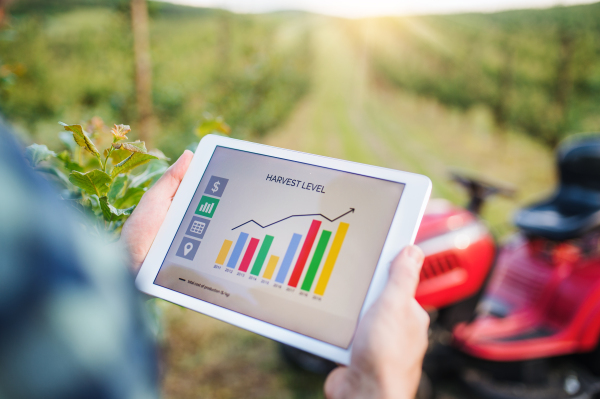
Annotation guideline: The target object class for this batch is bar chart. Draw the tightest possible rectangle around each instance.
[156,145,406,348]
[214,219,350,296]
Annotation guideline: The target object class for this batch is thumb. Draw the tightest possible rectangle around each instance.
[385,245,424,299]
[147,149,193,199]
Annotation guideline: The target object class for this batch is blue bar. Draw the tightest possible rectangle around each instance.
[275,233,302,283]
[227,232,249,268]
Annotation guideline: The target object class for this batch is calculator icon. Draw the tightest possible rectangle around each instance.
[190,220,205,235]
[185,216,211,239]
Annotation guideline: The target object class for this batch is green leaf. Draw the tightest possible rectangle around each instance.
[58,131,77,154]
[57,150,83,172]
[130,160,168,188]
[25,144,56,167]
[112,140,147,153]
[35,166,70,187]
[108,174,129,202]
[65,198,95,219]
[111,152,157,178]
[59,122,100,158]
[99,196,135,222]
[113,186,145,209]
[69,170,112,197]
[110,148,132,165]
[196,114,230,138]
[148,148,170,161]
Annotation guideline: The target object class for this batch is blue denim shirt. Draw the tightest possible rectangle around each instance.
[0,122,159,399]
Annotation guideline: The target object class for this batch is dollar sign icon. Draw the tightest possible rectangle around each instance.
[212,181,220,193]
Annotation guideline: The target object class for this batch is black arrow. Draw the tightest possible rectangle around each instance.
[231,208,355,230]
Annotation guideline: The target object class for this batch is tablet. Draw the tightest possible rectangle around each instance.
[135,135,431,365]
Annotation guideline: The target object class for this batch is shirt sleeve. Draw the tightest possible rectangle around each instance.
[0,121,160,399]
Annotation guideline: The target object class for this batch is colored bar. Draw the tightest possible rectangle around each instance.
[301,230,332,291]
[263,255,280,280]
[215,240,233,265]
[239,237,260,272]
[227,232,248,268]
[315,222,349,296]
[275,233,302,284]
[251,235,274,275]
[288,220,322,287]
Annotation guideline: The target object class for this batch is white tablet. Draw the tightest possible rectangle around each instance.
[135,135,431,365]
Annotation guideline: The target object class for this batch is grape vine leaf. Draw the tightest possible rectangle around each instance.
[108,174,129,202]
[57,150,83,172]
[112,140,147,153]
[59,122,100,158]
[111,152,157,178]
[25,144,56,167]
[99,196,135,222]
[196,114,230,138]
[69,170,112,197]
[113,186,145,209]
[35,166,70,187]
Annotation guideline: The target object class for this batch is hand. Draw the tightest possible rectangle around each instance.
[324,245,429,399]
[121,150,194,274]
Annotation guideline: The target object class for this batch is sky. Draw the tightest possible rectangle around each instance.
[159,0,599,18]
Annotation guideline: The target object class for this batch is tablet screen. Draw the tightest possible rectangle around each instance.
[154,146,404,348]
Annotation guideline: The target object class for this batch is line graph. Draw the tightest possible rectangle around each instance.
[231,208,355,230]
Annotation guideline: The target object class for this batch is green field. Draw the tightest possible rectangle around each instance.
[2,2,589,398]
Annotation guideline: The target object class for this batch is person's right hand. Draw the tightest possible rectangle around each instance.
[324,245,429,399]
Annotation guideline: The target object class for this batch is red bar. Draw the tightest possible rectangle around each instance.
[288,220,322,287]
[239,238,260,272]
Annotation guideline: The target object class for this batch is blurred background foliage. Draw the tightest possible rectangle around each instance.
[0,0,310,159]
[371,4,600,146]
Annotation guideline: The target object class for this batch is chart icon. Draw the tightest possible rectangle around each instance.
[196,196,220,218]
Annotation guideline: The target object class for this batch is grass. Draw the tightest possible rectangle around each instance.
[160,304,326,399]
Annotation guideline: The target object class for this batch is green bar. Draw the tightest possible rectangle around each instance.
[251,235,274,276]
[301,230,331,291]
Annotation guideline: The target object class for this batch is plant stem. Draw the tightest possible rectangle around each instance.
[103,148,114,172]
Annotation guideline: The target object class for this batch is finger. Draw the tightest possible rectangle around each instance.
[386,245,424,299]
[324,367,349,399]
[145,150,193,201]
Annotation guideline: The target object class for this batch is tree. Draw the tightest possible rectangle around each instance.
[131,0,153,144]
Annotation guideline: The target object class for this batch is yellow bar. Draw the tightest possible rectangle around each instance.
[314,222,349,296]
[262,255,280,280]
[215,240,233,265]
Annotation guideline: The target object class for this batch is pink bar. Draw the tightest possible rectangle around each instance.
[238,238,259,272]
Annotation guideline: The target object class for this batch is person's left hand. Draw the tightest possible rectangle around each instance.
[121,150,194,273]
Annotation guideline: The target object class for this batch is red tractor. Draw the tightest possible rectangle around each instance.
[283,134,600,399]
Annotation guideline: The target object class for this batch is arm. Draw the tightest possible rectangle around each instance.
[325,246,429,399]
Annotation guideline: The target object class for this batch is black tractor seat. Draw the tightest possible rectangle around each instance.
[515,135,600,241]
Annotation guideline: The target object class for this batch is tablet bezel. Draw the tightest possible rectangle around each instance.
[135,134,431,365]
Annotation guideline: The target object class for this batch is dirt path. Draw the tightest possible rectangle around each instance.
[265,19,555,235]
